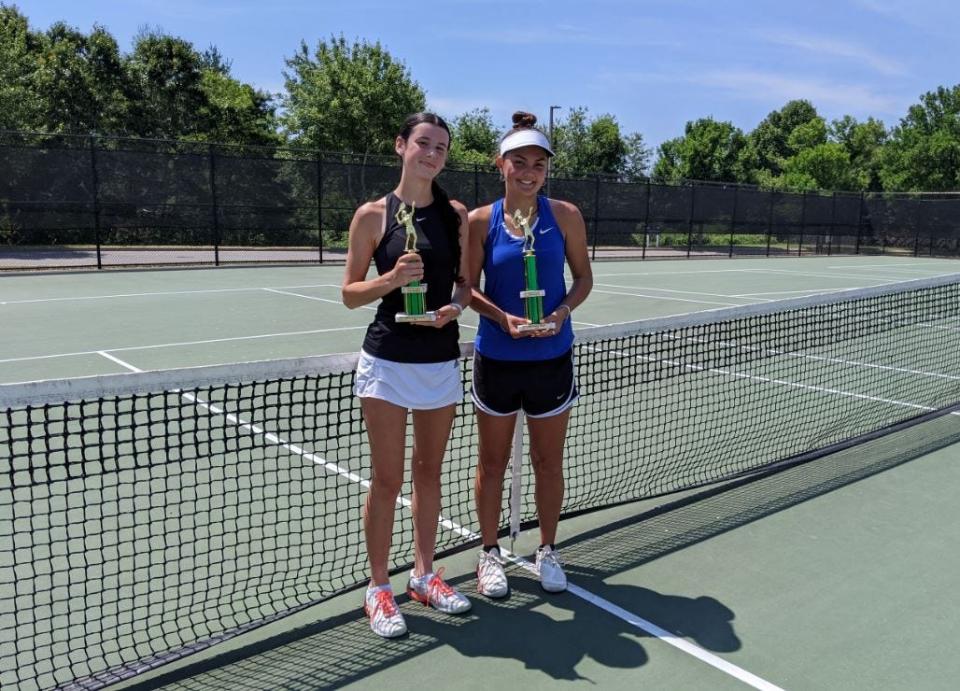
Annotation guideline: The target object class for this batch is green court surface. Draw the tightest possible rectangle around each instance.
[4,255,960,690]
[4,255,960,384]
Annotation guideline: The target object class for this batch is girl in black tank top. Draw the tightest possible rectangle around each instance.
[341,113,472,638]
[362,192,460,362]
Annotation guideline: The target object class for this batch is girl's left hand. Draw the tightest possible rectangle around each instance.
[415,303,462,328]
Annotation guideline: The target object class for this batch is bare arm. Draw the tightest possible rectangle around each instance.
[540,199,593,331]
[341,200,423,309]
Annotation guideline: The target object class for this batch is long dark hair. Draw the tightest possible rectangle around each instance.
[398,112,463,284]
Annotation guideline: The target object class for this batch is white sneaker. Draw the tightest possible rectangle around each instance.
[476,548,509,598]
[406,568,472,614]
[364,586,407,638]
[536,546,567,593]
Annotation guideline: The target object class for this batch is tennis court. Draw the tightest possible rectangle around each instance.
[3,255,960,690]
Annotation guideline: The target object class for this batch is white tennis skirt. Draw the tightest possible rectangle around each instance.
[354,350,462,410]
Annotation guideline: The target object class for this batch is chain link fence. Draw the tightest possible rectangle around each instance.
[2,130,959,270]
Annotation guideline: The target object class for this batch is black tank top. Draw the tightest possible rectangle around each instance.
[362,193,460,363]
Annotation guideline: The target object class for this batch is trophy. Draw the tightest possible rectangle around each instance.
[513,207,555,334]
[394,202,437,323]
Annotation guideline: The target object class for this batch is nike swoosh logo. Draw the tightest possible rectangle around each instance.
[539,227,554,235]
[416,217,427,222]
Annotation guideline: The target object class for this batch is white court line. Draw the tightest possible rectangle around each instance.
[264,287,361,308]
[669,332,960,383]
[593,288,744,308]
[0,284,343,306]
[0,326,367,365]
[732,289,840,297]
[826,262,955,270]
[593,282,773,302]
[95,350,785,691]
[592,343,960,418]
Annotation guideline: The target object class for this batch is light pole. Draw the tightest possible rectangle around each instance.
[547,105,561,196]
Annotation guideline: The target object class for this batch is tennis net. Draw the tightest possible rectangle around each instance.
[3,273,960,690]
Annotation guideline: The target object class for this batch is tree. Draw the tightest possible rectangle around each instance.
[879,85,960,191]
[652,117,747,183]
[0,4,43,130]
[741,99,820,181]
[281,35,425,155]
[29,21,127,134]
[621,132,651,181]
[551,107,643,178]
[830,115,887,191]
[123,30,210,138]
[447,107,499,165]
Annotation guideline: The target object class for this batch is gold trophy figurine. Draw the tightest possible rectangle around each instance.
[514,207,555,334]
[394,202,436,323]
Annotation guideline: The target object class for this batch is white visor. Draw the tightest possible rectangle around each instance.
[499,129,554,157]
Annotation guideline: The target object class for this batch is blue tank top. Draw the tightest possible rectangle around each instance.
[475,196,574,361]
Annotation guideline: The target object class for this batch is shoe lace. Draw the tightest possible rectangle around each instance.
[479,551,502,569]
[427,568,456,600]
[541,549,564,567]
[373,590,398,617]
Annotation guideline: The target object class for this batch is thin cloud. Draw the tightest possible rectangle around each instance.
[694,69,899,113]
[759,30,908,76]
[446,26,681,49]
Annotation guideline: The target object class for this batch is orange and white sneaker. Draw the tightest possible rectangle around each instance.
[406,568,472,614]
[364,586,407,638]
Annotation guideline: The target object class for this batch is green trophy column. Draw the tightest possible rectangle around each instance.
[523,251,543,324]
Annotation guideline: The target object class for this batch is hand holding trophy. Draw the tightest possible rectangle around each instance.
[513,207,556,334]
[394,202,437,323]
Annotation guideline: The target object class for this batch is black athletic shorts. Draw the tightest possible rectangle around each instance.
[471,350,578,417]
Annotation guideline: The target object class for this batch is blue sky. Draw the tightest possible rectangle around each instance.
[12,0,960,154]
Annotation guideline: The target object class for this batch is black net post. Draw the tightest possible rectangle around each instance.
[473,164,480,209]
[686,183,695,258]
[856,192,865,254]
[766,190,775,256]
[316,156,324,264]
[207,144,221,266]
[591,175,600,261]
[728,185,739,258]
[641,178,651,260]
[828,191,836,256]
[798,190,807,256]
[88,135,103,270]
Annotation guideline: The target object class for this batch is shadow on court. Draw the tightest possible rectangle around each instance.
[123,413,960,690]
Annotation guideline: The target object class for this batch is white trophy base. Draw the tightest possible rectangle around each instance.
[517,321,556,333]
[396,311,438,323]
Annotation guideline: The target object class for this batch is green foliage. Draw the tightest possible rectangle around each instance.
[0,5,44,130]
[448,107,499,165]
[741,99,820,181]
[281,35,425,155]
[879,85,960,191]
[551,107,648,179]
[652,117,747,183]
[830,116,887,191]
[0,8,278,143]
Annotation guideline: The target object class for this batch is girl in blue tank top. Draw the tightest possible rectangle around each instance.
[467,112,593,598]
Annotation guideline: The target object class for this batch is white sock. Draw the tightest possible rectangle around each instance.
[410,571,434,589]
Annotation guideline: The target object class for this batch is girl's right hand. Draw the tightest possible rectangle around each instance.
[389,253,424,288]
[502,312,536,339]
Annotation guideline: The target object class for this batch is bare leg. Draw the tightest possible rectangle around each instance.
[361,397,408,586]
[474,409,518,546]
[527,409,571,547]
[410,404,457,576]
